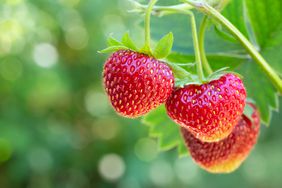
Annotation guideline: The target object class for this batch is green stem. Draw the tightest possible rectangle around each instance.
[189,13,205,82]
[130,1,192,14]
[185,0,282,94]
[199,16,213,75]
[143,0,158,55]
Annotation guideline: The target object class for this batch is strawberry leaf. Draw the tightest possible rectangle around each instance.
[243,102,255,124]
[237,62,278,125]
[98,46,128,54]
[121,32,138,51]
[206,67,229,81]
[167,63,195,79]
[142,105,189,157]
[153,32,174,59]
[214,25,237,43]
[167,52,247,71]
[245,0,282,76]
[107,37,123,46]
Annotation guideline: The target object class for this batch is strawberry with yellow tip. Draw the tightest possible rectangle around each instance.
[181,102,260,173]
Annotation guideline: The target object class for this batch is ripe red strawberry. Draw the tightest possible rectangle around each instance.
[181,103,260,173]
[103,50,174,118]
[166,73,246,142]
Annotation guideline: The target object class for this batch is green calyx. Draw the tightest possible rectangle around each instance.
[98,32,174,60]
[170,64,239,88]
[99,0,174,60]
[243,101,256,125]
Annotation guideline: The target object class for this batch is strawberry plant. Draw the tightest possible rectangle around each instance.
[100,0,282,173]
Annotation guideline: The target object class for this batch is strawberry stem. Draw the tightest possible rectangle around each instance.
[199,16,213,75]
[189,12,205,82]
[143,0,158,55]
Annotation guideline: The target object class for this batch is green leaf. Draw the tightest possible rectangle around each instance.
[243,102,255,124]
[221,0,249,37]
[167,52,247,71]
[237,61,278,125]
[245,0,282,75]
[153,32,174,59]
[98,46,128,53]
[107,37,123,46]
[142,106,189,157]
[214,24,237,43]
[121,32,138,51]
[167,62,195,85]
[206,67,229,81]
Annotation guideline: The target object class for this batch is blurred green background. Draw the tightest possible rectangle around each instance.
[0,0,282,187]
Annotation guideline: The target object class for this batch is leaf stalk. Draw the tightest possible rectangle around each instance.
[143,0,159,55]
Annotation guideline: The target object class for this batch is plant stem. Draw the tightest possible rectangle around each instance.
[130,1,192,14]
[199,16,213,75]
[133,2,205,82]
[189,13,205,82]
[143,0,158,55]
[184,0,282,93]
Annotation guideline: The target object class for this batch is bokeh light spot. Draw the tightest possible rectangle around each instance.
[174,157,200,185]
[102,14,126,37]
[5,0,24,5]
[149,160,174,186]
[92,118,120,140]
[85,91,110,117]
[33,43,58,68]
[65,25,89,50]
[134,138,158,162]
[28,147,53,173]
[0,19,24,54]
[98,153,125,182]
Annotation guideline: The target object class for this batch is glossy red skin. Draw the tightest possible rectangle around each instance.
[103,50,174,118]
[166,74,246,142]
[181,103,260,173]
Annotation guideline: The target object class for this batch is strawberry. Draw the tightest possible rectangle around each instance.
[166,73,246,142]
[103,50,174,118]
[181,102,260,173]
